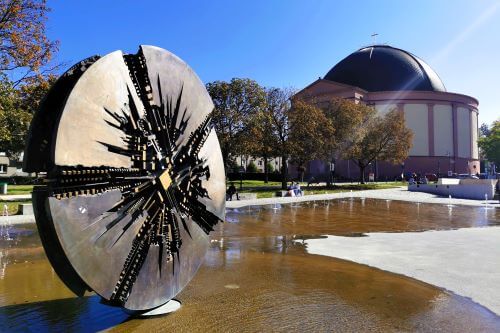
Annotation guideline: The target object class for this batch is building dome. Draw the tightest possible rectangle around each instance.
[324,45,446,92]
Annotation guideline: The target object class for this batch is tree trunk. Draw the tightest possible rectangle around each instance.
[222,149,230,175]
[281,155,288,190]
[325,160,331,187]
[263,155,268,183]
[359,163,366,184]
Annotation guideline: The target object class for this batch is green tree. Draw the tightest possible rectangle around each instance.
[0,0,59,85]
[246,161,258,173]
[478,119,500,166]
[206,78,266,172]
[0,77,32,157]
[0,73,53,157]
[0,1,59,158]
[17,73,56,112]
[266,162,274,173]
[321,98,375,180]
[288,100,334,182]
[343,109,413,184]
[262,87,294,189]
[261,88,334,188]
[242,87,284,183]
[480,123,491,137]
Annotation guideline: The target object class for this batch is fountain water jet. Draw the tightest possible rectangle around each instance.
[483,193,494,210]
[446,194,455,208]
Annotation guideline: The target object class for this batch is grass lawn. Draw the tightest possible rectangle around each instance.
[6,185,34,195]
[229,180,282,187]
[0,181,407,203]
[237,181,406,199]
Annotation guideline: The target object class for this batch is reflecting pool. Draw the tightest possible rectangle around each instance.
[0,199,499,332]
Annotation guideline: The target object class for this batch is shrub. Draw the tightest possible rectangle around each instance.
[266,162,274,173]
[246,161,258,173]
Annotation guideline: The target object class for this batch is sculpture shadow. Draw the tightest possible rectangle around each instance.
[0,295,130,332]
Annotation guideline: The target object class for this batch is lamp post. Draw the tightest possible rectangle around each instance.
[347,159,351,181]
[238,163,245,190]
[330,158,335,186]
[446,151,451,177]
[368,162,374,182]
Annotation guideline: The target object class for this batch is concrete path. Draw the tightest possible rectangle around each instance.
[0,194,31,201]
[227,187,499,208]
[0,214,35,225]
[300,227,500,315]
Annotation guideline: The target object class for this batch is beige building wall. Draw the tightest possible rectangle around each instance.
[404,104,429,156]
[374,103,398,116]
[433,104,453,156]
[457,106,471,158]
[237,156,282,173]
[471,111,478,159]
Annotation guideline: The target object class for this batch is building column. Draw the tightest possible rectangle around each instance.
[452,104,458,172]
[469,109,474,163]
[427,103,434,156]
[397,103,407,168]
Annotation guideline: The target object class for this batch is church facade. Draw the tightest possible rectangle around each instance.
[293,45,479,180]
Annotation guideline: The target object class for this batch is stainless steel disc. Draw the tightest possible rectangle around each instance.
[24,45,225,311]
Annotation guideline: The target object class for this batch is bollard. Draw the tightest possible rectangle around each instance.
[0,183,7,195]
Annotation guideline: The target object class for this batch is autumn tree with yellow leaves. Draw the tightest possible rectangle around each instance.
[0,0,58,156]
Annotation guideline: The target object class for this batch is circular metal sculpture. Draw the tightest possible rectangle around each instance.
[23,45,225,311]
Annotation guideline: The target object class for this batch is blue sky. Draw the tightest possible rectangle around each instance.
[47,1,500,125]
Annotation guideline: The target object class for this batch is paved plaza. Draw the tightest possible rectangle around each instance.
[302,226,500,315]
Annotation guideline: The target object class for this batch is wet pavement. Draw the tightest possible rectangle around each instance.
[0,199,499,332]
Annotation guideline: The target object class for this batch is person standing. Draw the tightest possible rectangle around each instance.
[226,182,239,201]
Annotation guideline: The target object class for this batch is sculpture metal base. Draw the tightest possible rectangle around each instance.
[137,299,181,317]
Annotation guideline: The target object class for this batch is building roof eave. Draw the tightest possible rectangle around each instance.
[294,79,367,99]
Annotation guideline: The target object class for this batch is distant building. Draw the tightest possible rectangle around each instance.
[235,156,282,173]
[0,152,31,179]
[294,45,479,180]
[0,152,18,178]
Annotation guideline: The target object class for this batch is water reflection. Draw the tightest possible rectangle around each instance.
[0,200,498,331]
[0,296,128,332]
[224,198,499,238]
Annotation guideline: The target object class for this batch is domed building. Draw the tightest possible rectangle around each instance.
[294,45,479,180]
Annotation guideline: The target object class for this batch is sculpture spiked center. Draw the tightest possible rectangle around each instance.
[158,169,172,190]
